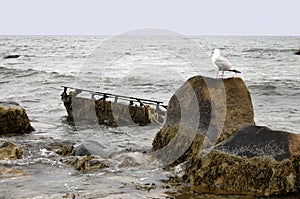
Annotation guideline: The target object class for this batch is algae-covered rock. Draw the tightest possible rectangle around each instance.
[186,126,300,196]
[0,104,35,135]
[0,140,23,160]
[62,155,110,172]
[187,151,300,196]
[51,142,107,172]
[152,76,254,164]
[55,143,91,157]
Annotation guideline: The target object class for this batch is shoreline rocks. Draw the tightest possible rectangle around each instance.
[152,75,300,196]
[185,125,300,196]
[49,142,110,172]
[152,76,255,164]
[0,140,23,160]
[0,104,35,135]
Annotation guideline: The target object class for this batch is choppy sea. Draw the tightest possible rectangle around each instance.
[0,35,299,198]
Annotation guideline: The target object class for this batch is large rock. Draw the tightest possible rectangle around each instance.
[0,140,23,160]
[0,104,35,135]
[152,76,255,164]
[186,125,300,196]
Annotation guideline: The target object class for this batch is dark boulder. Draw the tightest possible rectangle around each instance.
[215,125,300,161]
[0,104,35,135]
[295,49,300,55]
[186,125,300,196]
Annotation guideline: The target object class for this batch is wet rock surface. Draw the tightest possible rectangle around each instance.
[0,104,35,135]
[152,125,206,166]
[62,155,110,172]
[0,139,23,160]
[152,76,255,164]
[186,151,300,196]
[152,75,300,196]
[186,126,300,196]
[215,125,300,161]
[49,142,109,172]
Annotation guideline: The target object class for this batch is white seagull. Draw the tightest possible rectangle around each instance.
[211,49,241,78]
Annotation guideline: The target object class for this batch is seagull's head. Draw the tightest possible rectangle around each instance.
[211,49,221,56]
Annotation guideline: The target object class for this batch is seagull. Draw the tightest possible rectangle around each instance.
[211,49,241,78]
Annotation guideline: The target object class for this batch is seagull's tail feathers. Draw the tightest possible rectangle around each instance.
[229,69,241,73]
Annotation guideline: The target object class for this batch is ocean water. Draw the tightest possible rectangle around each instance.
[0,35,300,198]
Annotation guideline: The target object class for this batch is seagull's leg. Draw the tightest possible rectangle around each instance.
[216,70,219,79]
[221,71,224,78]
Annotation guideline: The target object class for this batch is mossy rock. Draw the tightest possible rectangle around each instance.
[187,150,300,196]
[62,155,110,172]
[0,105,35,135]
[0,140,23,160]
[186,126,300,196]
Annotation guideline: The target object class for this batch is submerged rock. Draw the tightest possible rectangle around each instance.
[0,140,23,160]
[152,76,255,164]
[3,55,21,59]
[0,104,35,135]
[62,155,110,172]
[0,166,26,178]
[52,142,107,172]
[186,125,300,196]
[55,143,91,156]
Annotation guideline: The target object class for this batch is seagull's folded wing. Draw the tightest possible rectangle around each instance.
[214,56,232,70]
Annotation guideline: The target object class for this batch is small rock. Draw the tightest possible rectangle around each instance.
[74,144,91,156]
[54,143,91,157]
[0,140,23,160]
[62,155,110,172]
[295,48,300,55]
[3,55,21,59]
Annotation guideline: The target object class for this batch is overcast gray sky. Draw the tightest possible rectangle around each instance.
[0,0,299,36]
